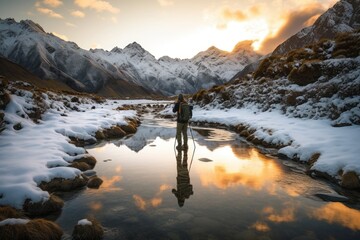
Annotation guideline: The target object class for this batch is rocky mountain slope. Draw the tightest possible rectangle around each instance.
[273,0,360,55]
[0,18,260,96]
[232,0,360,82]
[192,30,360,126]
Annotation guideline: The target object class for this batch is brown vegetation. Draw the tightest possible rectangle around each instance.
[0,218,63,240]
[39,176,87,193]
[23,194,64,216]
[0,206,24,221]
[72,218,104,240]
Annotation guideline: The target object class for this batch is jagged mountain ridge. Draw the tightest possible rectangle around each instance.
[273,0,360,55]
[0,18,261,96]
[0,19,154,98]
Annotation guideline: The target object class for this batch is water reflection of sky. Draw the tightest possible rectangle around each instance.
[55,119,360,239]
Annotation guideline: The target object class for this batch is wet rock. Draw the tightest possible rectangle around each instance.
[308,153,321,167]
[95,130,105,140]
[39,176,88,192]
[120,123,137,134]
[0,218,63,240]
[87,177,103,189]
[82,170,97,177]
[239,130,250,138]
[23,194,64,216]
[198,158,213,162]
[314,193,349,202]
[13,123,22,130]
[341,171,360,189]
[74,155,97,168]
[72,218,104,240]
[0,206,24,221]
[0,91,10,110]
[104,126,126,138]
[69,136,97,147]
[70,162,92,171]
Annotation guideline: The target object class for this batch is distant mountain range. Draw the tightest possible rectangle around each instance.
[0,18,260,97]
[0,0,358,98]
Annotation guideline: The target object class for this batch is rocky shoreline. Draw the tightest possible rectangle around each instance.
[189,120,360,191]
[0,117,140,239]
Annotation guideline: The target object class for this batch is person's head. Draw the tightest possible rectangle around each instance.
[178,94,184,102]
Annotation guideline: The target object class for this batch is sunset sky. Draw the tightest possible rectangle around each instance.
[0,0,337,58]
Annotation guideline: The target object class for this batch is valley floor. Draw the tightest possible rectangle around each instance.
[0,95,360,212]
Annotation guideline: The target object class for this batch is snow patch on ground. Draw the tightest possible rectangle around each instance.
[163,105,360,178]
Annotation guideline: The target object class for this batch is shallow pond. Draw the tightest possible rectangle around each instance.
[56,117,360,239]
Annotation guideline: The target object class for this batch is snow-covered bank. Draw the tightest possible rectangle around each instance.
[0,83,160,209]
[161,105,360,187]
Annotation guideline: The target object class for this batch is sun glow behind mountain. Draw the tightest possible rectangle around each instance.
[0,0,337,58]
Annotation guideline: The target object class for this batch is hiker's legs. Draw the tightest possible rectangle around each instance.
[182,123,188,148]
[176,123,182,147]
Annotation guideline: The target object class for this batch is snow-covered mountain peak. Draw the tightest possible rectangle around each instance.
[110,46,123,54]
[20,19,46,34]
[124,42,146,53]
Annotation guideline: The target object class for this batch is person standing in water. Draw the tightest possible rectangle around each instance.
[173,94,193,150]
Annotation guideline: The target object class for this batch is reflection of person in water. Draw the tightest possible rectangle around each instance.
[172,149,193,207]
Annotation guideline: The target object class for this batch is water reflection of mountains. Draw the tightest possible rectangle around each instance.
[113,124,242,152]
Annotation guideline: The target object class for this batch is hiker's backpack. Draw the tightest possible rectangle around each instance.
[179,102,192,122]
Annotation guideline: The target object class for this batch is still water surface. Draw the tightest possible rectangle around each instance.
[56,117,360,239]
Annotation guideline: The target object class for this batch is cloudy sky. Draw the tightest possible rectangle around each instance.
[0,0,337,58]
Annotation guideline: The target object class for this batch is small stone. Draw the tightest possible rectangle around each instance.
[87,177,103,189]
[341,171,360,189]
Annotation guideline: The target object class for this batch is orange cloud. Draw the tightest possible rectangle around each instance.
[263,205,296,223]
[37,7,63,18]
[257,3,325,54]
[75,0,120,14]
[89,201,103,211]
[133,194,146,210]
[222,8,248,22]
[43,0,63,8]
[151,197,162,207]
[71,10,85,18]
[250,5,262,16]
[250,221,270,232]
[311,202,360,230]
[199,149,283,191]
[100,175,122,188]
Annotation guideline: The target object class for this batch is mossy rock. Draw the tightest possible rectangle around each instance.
[39,176,88,192]
[70,162,92,171]
[341,171,360,189]
[120,124,137,134]
[87,177,103,189]
[0,206,25,221]
[74,155,97,167]
[72,218,104,240]
[0,218,63,240]
[23,194,64,216]
[103,126,126,138]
